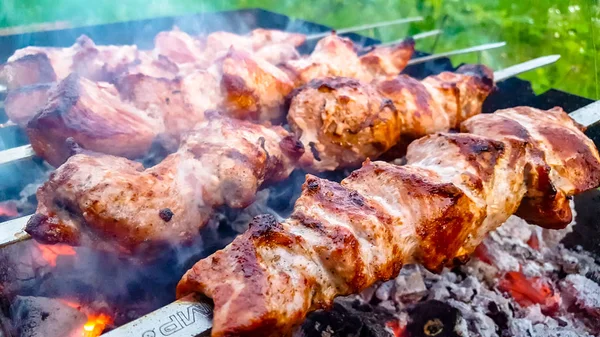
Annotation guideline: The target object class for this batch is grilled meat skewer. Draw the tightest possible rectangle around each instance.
[6,35,415,166]
[25,116,303,253]
[24,47,295,166]
[23,62,497,249]
[0,28,306,90]
[176,106,600,337]
[288,64,494,171]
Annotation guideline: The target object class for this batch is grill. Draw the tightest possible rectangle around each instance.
[0,8,599,337]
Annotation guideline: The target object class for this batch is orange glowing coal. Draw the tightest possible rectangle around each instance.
[36,243,76,267]
[386,320,407,337]
[498,270,560,314]
[83,313,112,337]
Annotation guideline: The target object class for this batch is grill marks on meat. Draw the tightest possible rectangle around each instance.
[176,106,600,337]
[27,74,162,167]
[463,107,600,229]
[381,64,494,140]
[26,117,299,253]
[287,65,493,171]
[288,77,402,171]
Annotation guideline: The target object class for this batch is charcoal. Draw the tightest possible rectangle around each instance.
[10,296,86,337]
[405,300,462,337]
[297,297,393,337]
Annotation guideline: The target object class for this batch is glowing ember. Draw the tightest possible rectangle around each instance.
[386,320,407,337]
[36,243,76,267]
[527,232,540,251]
[0,201,18,217]
[82,313,111,337]
[473,242,494,265]
[498,270,561,314]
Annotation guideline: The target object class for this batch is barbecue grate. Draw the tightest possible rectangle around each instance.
[0,8,599,337]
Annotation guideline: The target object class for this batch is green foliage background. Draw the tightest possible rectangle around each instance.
[1,0,598,99]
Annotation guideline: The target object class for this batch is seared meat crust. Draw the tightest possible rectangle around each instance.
[288,65,494,170]
[288,77,402,171]
[26,117,301,253]
[177,106,600,337]
[27,74,162,167]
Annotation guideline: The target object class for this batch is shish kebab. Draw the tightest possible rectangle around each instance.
[0,17,424,91]
[99,101,600,337]
[0,25,439,130]
[0,56,558,252]
[0,35,501,167]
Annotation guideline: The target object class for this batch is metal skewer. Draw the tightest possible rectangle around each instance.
[407,41,507,66]
[99,99,600,337]
[305,16,424,41]
[372,29,443,49]
[0,216,31,248]
[0,144,36,165]
[0,55,566,250]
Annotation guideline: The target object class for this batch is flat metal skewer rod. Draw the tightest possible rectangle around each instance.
[0,55,568,250]
[0,215,32,248]
[0,55,563,167]
[373,29,443,48]
[0,144,36,165]
[0,120,17,128]
[408,41,506,66]
[493,55,561,82]
[305,16,423,40]
[100,99,600,337]
[101,293,213,337]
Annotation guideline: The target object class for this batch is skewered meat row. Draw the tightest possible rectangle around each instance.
[24,64,495,250]
[24,47,294,166]
[4,33,414,127]
[288,64,493,171]
[22,63,492,250]
[0,28,306,90]
[6,35,415,166]
[176,106,600,337]
[0,35,177,89]
[25,116,304,254]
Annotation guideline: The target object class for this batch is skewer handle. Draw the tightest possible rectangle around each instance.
[101,293,213,337]
[0,144,36,165]
[0,215,31,248]
[570,100,600,128]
